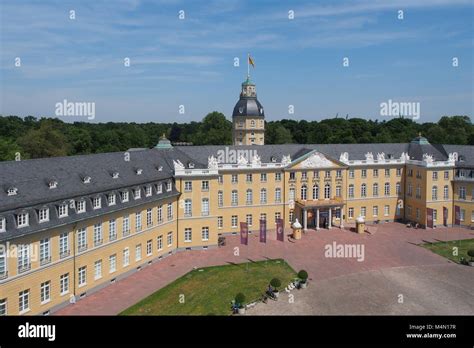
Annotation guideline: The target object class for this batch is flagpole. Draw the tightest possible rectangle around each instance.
[247,53,250,78]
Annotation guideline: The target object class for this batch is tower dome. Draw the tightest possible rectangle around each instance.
[231,76,265,145]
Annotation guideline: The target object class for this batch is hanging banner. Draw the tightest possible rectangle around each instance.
[426,208,433,228]
[276,218,284,242]
[240,222,248,245]
[443,207,448,226]
[454,206,461,225]
[259,219,267,243]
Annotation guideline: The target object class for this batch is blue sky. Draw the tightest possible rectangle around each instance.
[0,0,472,123]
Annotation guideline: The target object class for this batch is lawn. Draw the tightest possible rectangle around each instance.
[120,259,297,316]
[422,238,474,263]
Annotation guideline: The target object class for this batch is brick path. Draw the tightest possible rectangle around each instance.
[56,223,474,315]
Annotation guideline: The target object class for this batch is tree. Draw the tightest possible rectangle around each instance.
[17,120,70,158]
[192,112,232,145]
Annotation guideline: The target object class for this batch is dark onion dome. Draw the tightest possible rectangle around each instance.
[232,98,265,117]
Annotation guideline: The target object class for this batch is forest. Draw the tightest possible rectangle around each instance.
[0,113,472,161]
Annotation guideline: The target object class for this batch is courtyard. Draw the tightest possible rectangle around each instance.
[56,222,474,316]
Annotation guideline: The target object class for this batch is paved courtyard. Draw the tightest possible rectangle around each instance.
[56,223,474,315]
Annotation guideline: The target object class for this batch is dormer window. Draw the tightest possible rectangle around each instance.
[7,187,18,196]
[121,191,129,203]
[271,156,276,163]
[136,169,143,175]
[17,212,29,228]
[145,186,152,197]
[188,163,195,169]
[48,180,58,189]
[134,188,141,200]
[77,200,86,213]
[166,181,172,192]
[82,176,91,184]
[93,196,102,209]
[108,193,116,206]
[112,172,119,179]
[0,217,6,232]
[38,207,49,223]
[158,166,163,172]
[58,204,68,218]
[157,183,163,194]
[238,107,244,114]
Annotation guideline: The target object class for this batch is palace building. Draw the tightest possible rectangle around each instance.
[0,81,473,315]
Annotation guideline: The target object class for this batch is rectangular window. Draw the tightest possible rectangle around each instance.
[17,212,29,228]
[246,214,253,227]
[167,203,173,220]
[121,191,129,202]
[94,260,102,280]
[93,196,101,209]
[58,204,68,218]
[385,169,390,177]
[373,206,378,217]
[78,266,87,287]
[289,172,295,180]
[40,238,51,264]
[109,219,117,241]
[184,228,192,242]
[39,208,49,223]
[134,188,141,200]
[167,232,173,247]
[360,207,366,218]
[146,185,152,197]
[260,213,267,221]
[0,298,7,316]
[384,205,390,216]
[218,191,223,207]
[201,198,209,216]
[108,194,116,206]
[77,200,86,212]
[19,290,30,313]
[0,217,5,232]
[40,281,51,303]
[373,169,378,178]
[146,240,152,256]
[246,173,253,183]
[217,216,223,229]
[275,212,281,223]
[109,255,117,273]
[231,215,238,228]
[166,181,172,192]
[460,209,465,221]
[59,233,69,258]
[432,171,438,180]
[396,168,402,177]
[123,215,130,236]
[275,188,281,203]
[444,171,449,180]
[361,169,367,178]
[336,170,342,179]
[157,184,163,194]
[218,175,223,184]
[201,181,209,191]
[135,212,142,232]
[275,173,281,181]
[261,173,267,182]
[349,169,354,179]
[93,223,103,247]
[231,174,238,184]
[146,208,153,228]
[0,248,6,277]
[157,236,163,251]
[348,207,354,219]
[135,244,142,261]
[184,181,192,192]
[123,248,130,267]
[202,227,209,241]
[157,205,163,224]
[17,244,30,272]
[60,273,69,295]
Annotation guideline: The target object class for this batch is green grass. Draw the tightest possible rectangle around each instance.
[422,238,474,263]
[120,259,297,316]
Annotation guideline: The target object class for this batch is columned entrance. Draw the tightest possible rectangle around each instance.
[297,199,345,231]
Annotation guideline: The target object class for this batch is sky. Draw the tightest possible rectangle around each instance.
[0,0,473,124]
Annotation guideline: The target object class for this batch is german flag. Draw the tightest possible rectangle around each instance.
[248,55,255,68]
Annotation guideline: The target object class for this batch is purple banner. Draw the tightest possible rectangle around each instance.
[240,222,248,245]
[426,208,433,228]
[276,218,284,242]
[259,219,267,243]
[455,205,461,225]
[443,207,448,226]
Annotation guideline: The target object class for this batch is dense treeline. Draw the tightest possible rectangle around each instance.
[0,113,472,161]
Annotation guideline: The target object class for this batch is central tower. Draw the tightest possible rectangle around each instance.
[232,76,265,145]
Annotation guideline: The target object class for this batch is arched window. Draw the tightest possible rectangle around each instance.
[373,183,379,197]
[361,184,366,197]
[231,190,238,206]
[312,185,319,200]
[443,185,449,200]
[348,184,354,198]
[184,199,192,216]
[324,183,331,199]
[432,186,438,201]
[300,185,307,200]
[246,189,253,204]
[384,183,390,196]
[260,188,267,204]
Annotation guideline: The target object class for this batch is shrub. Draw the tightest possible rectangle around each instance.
[235,293,246,307]
[270,278,281,290]
[297,270,308,282]
[467,249,474,261]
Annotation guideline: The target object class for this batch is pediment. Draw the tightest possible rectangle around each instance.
[290,151,341,169]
